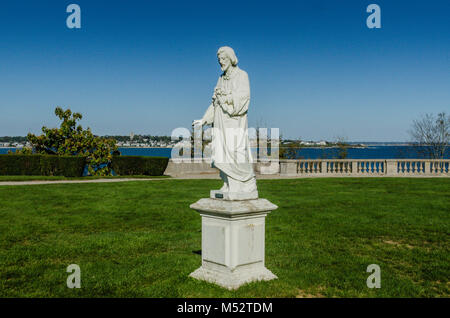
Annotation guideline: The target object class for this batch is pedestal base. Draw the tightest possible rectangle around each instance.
[190,263,277,291]
[189,198,278,290]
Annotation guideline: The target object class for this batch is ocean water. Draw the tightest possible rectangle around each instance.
[291,146,450,159]
[2,146,448,159]
[116,146,450,159]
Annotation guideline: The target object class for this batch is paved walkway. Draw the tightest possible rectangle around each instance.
[0,174,312,186]
[0,173,447,186]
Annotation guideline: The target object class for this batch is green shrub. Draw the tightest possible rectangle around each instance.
[0,154,41,175]
[0,154,168,177]
[111,156,169,176]
[0,154,86,177]
[39,155,86,177]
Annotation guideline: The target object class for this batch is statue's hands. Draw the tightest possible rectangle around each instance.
[192,119,204,127]
[212,88,233,114]
[218,94,228,106]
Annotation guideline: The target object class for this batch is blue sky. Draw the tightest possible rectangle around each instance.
[0,0,449,141]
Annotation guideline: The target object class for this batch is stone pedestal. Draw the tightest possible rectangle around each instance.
[189,198,278,290]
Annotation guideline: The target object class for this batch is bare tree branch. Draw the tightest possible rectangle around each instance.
[408,112,449,159]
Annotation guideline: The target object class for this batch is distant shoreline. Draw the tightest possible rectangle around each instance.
[1,145,413,150]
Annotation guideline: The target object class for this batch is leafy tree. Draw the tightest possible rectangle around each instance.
[408,112,449,159]
[17,107,118,176]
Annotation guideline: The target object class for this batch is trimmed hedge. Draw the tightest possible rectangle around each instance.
[39,155,86,177]
[0,154,169,177]
[111,156,169,176]
[0,155,86,177]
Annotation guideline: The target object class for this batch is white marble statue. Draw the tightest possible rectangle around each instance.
[193,46,258,200]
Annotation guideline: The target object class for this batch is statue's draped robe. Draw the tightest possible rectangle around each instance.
[202,67,255,183]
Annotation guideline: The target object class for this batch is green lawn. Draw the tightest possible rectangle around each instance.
[0,178,448,297]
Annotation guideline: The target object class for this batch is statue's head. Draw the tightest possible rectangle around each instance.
[217,46,238,72]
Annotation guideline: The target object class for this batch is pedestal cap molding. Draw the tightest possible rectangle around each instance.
[190,198,278,218]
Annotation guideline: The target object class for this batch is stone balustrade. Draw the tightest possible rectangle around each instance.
[164,159,450,177]
[280,159,450,177]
